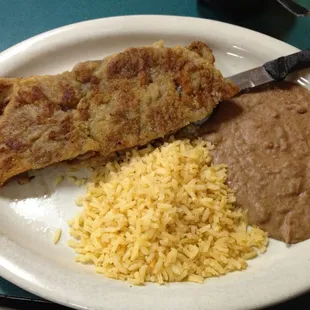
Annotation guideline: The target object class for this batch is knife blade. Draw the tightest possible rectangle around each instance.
[193,49,310,126]
[228,66,274,91]
[276,0,310,17]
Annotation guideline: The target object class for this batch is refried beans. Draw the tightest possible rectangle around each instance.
[200,81,310,243]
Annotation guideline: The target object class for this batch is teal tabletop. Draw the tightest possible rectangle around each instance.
[0,0,309,309]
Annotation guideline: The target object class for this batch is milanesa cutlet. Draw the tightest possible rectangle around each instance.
[0,41,239,185]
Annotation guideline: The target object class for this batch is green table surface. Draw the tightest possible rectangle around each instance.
[0,0,309,309]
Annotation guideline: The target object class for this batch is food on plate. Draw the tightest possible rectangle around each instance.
[53,228,62,245]
[68,139,268,285]
[0,41,238,186]
[201,81,310,243]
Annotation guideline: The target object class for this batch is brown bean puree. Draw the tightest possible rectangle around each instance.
[200,81,310,243]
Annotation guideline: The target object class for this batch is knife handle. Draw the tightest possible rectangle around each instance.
[263,49,310,81]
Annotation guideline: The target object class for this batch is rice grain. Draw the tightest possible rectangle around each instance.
[69,139,268,284]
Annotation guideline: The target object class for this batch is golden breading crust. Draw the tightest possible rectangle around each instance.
[0,41,239,185]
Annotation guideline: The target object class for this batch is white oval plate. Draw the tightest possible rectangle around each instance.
[0,15,309,310]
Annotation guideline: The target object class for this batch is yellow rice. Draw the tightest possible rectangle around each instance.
[53,228,62,244]
[68,139,268,285]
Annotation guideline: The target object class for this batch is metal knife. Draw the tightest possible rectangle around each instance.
[276,0,310,17]
[228,49,310,91]
[194,49,310,126]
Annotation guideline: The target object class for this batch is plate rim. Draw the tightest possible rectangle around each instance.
[0,14,308,310]
[0,14,300,61]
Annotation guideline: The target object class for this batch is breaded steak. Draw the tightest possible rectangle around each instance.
[0,41,238,185]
